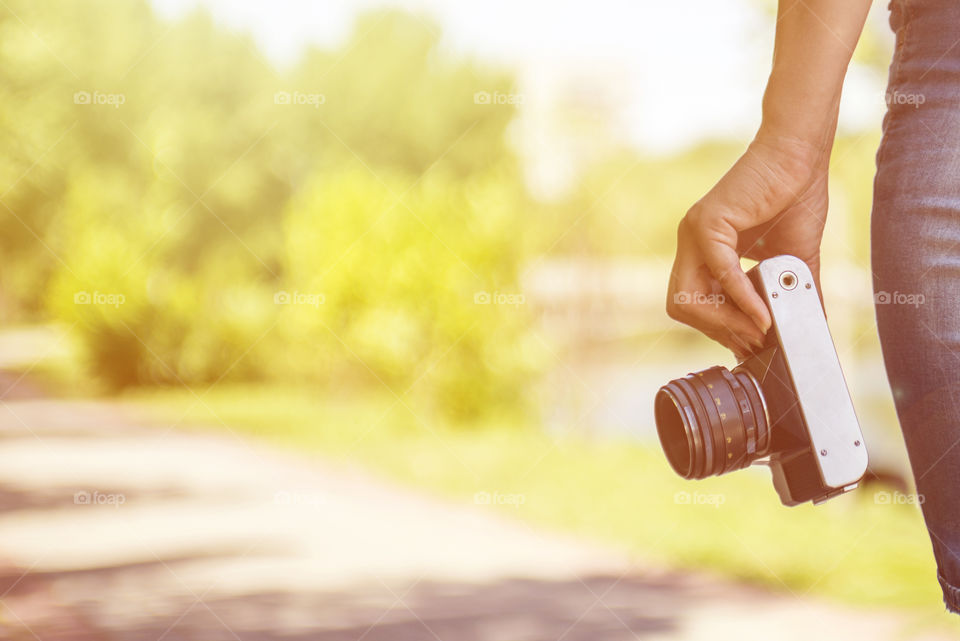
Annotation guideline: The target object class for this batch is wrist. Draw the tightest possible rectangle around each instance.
[759,114,834,150]
[759,80,841,159]
[753,123,831,176]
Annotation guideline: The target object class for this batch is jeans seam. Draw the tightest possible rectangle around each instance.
[939,573,960,613]
[877,0,914,169]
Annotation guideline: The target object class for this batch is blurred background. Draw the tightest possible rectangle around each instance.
[0,0,954,639]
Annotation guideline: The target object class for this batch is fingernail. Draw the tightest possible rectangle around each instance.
[760,315,772,334]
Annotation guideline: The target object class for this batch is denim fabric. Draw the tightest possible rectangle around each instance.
[873,0,960,615]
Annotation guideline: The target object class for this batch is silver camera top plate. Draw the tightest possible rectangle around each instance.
[754,255,869,489]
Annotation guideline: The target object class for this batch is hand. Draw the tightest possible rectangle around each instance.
[665,130,829,358]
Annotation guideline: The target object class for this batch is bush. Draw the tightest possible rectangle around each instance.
[273,168,545,419]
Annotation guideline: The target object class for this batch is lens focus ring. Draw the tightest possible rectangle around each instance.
[655,366,770,479]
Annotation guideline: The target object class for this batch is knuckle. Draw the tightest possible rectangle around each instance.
[683,204,705,229]
[685,200,728,231]
[685,203,735,249]
[665,298,683,321]
[666,293,700,324]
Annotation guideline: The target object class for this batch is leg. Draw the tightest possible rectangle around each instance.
[873,0,960,614]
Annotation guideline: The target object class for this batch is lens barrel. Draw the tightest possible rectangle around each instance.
[654,366,770,479]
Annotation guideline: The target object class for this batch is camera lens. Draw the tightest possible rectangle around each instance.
[654,366,770,479]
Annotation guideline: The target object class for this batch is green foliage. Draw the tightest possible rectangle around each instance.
[273,166,545,418]
[0,0,539,419]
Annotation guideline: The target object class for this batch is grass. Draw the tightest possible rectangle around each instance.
[124,382,960,631]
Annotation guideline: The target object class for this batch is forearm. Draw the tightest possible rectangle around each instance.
[759,0,872,155]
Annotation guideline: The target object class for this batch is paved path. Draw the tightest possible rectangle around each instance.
[0,390,953,640]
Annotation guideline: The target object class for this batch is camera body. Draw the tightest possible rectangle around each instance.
[655,255,868,506]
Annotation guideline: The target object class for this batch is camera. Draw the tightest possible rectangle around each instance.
[655,255,868,506]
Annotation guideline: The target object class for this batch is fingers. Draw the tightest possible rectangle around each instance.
[701,325,754,362]
[669,291,766,356]
[684,210,772,335]
[667,223,768,354]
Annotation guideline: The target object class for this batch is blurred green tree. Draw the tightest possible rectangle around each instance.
[0,0,542,420]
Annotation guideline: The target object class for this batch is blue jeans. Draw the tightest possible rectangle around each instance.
[873,0,960,614]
